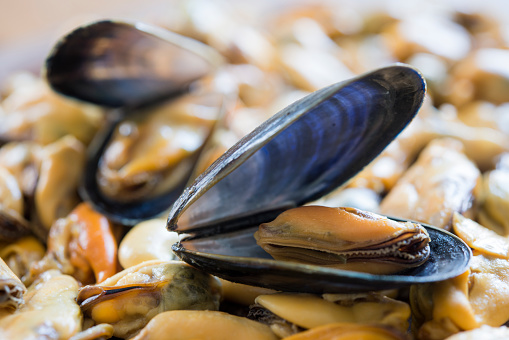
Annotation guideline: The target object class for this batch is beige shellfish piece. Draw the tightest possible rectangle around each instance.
[250,293,410,338]
[0,236,45,284]
[281,322,407,340]
[452,213,509,259]
[97,91,222,202]
[0,257,25,311]
[0,165,32,242]
[131,310,278,340]
[0,270,82,339]
[382,14,471,62]
[69,324,114,340]
[477,162,509,236]
[0,141,41,197]
[255,206,430,274]
[380,138,480,230]
[411,254,509,339]
[219,279,277,306]
[445,48,509,106]
[77,260,222,339]
[118,219,179,269]
[0,72,103,146]
[35,134,86,233]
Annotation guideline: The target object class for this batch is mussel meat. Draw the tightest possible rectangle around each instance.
[130,310,278,340]
[255,206,430,274]
[77,260,222,338]
[0,258,25,311]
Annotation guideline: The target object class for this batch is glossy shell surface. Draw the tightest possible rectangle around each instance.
[45,20,222,107]
[44,21,226,225]
[167,65,472,293]
[168,65,426,233]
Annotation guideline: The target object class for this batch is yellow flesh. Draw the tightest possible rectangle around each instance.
[380,138,480,230]
[281,322,404,340]
[131,310,278,340]
[257,206,419,247]
[35,135,85,231]
[118,219,180,269]
[255,206,429,273]
[219,279,278,306]
[453,212,509,259]
[0,270,81,339]
[255,293,410,333]
[99,92,221,199]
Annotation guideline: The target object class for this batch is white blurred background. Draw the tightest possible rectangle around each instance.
[1,0,508,86]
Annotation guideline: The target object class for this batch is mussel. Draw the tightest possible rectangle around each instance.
[44,21,227,225]
[168,64,471,293]
[254,206,430,275]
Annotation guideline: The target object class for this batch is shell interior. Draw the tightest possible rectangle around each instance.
[172,220,471,293]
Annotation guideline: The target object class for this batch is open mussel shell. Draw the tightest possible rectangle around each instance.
[44,20,222,107]
[44,21,226,225]
[172,219,471,293]
[80,92,226,226]
[168,64,471,293]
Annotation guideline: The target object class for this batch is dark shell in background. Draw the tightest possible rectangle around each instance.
[43,21,225,225]
[168,64,472,293]
[44,20,222,108]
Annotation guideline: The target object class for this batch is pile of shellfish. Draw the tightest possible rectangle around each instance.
[0,1,509,339]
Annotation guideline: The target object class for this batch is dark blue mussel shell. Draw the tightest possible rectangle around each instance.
[45,20,222,108]
[168,64,472,293]
[44,21,224,226]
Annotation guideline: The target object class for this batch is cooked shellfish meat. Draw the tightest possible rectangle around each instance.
[281,322,406,340]
[0,236,45,285]
[410,254,509,339]
[380,138,480,230]
[97,91,221,202]
[77,260,222,339]
[0,270,81,339]
[131,310,278,340]
[255,206,430,274]
[118,219,179,269]
[249,292,410,338]
[29,202,119,286]
[0,257,25,311]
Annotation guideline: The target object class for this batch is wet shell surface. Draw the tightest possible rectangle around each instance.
[168,65,471,293]
[44,20,227,225]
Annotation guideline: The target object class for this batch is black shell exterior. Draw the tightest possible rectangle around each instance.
[168,65,472,293]
[45,20,222,107]
[168,65,425,234]
[44,21,225,225]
